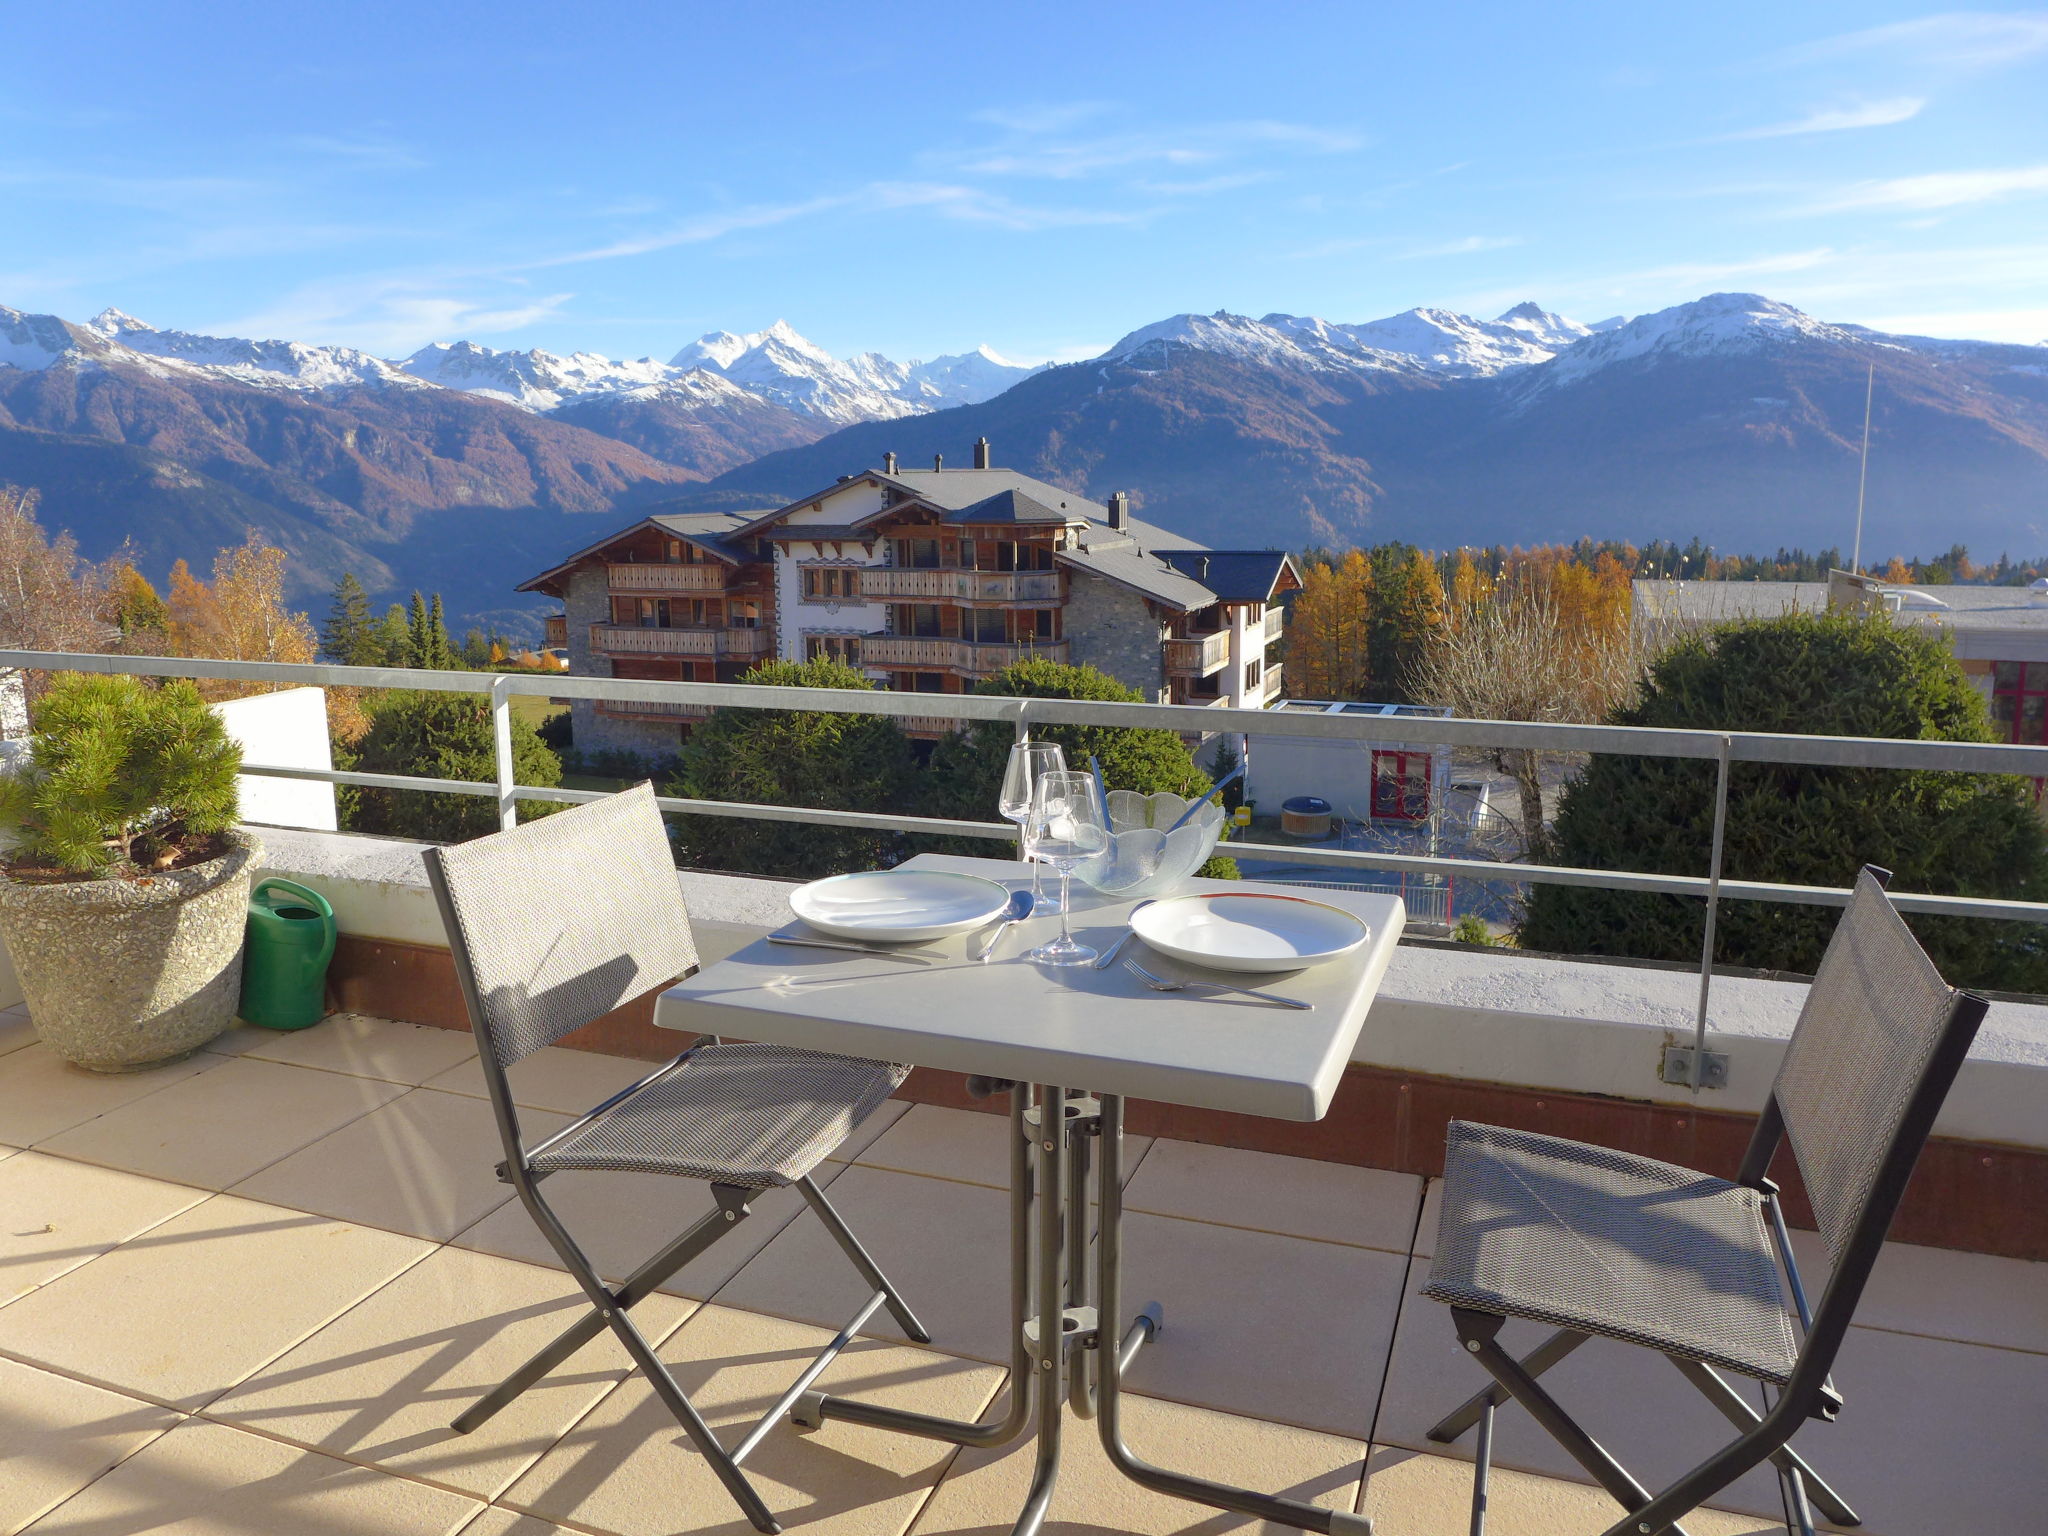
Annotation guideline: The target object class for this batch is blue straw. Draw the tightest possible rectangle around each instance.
[1086,754,1111,823]
[1164,759,1245,835]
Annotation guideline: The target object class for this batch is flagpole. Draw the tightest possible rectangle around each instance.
[1852,362,1874,574]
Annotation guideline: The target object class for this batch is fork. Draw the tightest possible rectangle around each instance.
[1122,957,1313,1010]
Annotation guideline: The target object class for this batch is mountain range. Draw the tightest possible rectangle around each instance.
[3,292,2045,634]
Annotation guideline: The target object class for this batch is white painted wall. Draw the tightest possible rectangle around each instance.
[775,540,891,668]
[213,687,338,831]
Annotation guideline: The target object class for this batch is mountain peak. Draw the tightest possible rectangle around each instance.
[1525,291,1869,394]
[86,307,153,336]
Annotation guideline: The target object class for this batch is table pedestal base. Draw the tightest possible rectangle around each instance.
[794,1085,1373,1536]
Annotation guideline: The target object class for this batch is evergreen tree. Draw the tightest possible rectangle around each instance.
[1519,611,2048,990]
[344,691,561,841]
[105,561,170,643]
[373,603,414,668]
[668,658,915,878]
[402,591,459,670]
[321,574,378,664]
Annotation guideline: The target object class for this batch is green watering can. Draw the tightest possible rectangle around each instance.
[241,878,337,1031]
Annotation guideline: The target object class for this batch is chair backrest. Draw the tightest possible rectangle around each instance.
[1760,867,1982,1278]
[423,783,699,1079]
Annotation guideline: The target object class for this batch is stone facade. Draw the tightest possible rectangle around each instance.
[1063,573,1167,701]
[561,566,683,763]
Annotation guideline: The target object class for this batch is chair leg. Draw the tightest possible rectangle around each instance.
[1428,1327,1589,1443]
[1451,1309,1699,1536]
[462,1181,784,1535]
[798,1175,932,1344]
[452,1184,752,1434]
[1663,1358,1856,1529]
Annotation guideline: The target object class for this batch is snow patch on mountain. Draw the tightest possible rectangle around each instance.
[670,320,1041,425]
[1526,293,1877,393]
[397,340,755,413]
[81,309,423,391]
[1106,302,1602,378]
[0,307,90,371]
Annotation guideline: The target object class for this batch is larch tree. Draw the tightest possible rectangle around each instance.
[1285,550,1373,699]
[0,486,110,667]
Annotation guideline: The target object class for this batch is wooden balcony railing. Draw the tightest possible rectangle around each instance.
[606,562,728,592]
[595,699,711,720]
[861,636,1069,672]
[1164,630,1232,675]
[858,567,1063,603]
[1264,606,1285,640]
[590,624,772,658]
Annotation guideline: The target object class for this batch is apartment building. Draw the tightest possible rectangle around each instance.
[518,441,1298,758]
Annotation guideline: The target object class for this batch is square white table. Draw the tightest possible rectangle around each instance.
[654,854,1402,1536]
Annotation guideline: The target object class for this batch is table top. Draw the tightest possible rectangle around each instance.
[653,854,1404,1122]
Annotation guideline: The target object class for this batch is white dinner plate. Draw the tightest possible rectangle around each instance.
[790,869,1013,941]
[1129,892,1369,973]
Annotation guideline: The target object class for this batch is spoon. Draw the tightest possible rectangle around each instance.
[979,888,1037,963]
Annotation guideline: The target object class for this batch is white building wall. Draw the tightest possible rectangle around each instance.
[774,540,890,666]
[214,687,338,831]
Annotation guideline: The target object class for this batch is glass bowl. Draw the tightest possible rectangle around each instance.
[1070,789,1226,900]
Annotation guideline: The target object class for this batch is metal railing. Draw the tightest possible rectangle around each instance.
[13,647,2048,1093]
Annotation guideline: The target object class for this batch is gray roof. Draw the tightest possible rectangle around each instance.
[1157,550,1295,604]
[1632,580,1829,624]
[886,467,1100,516]
[516,509,765,592]
[941,488,1072,526]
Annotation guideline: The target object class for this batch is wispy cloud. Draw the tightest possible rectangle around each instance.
[217,280,574,353]
[529,196,848,266]
[945,118,1360,181]
[1132,171,1270,196]
[1805,164,2048,213]
[1771,11,2048,70]
[286,133,426,170]
[1398,235,1524,260]
[1715,97,1924,141]
[863,181,1145,230]
[971,102,1116,135]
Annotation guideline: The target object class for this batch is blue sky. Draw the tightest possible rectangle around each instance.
[5,3,2046,362]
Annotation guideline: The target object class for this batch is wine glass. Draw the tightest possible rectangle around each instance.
[1023,770,1110,966]
[999,739,1067,911]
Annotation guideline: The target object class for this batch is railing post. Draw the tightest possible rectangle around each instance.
[1691,736,1734,1094]
[489,674,518,832]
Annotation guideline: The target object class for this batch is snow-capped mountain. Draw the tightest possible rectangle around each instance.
[1522,292,1885,393]
[397,339,757,414]
[1104,301,1605,379]
[671,320,1043,425]
[82,308,423,391]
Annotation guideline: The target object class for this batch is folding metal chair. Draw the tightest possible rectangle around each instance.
[423,783,928,1536]
[1420,866,1988,1536]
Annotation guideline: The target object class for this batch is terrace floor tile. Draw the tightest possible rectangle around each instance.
[22,1416,481,1535]
[714,1165,1012,1362]
[0,1011,38,1058]
[233,1089,569,1243]
[423,1046,659,1116]
[499,1302,1001,1536]
[0,1152,208,1303]
[0,1358,182,1536]
[0,1044,221,1148]
[1113,1210,1411,1440]
[1121,1137,1424,1252]
[1788,1227,2048,1356]
[37,1056,407,1191]
[1358,1445,1783,1535]
[209,1245,694,1503]
[238,1013,479,1086]
[854,1103,1152,1191]
[907,1390,1366,1536]
[0,1192,430,1410]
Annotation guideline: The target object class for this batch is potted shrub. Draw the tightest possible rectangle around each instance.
[0,674,257,1071]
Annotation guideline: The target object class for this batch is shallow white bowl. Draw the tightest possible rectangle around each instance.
[790,869,1013,941]
[1129,892,1370,973]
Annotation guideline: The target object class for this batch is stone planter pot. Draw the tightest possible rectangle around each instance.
[0,831,263,1072]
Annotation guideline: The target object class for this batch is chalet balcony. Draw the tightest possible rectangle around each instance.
[589,623,772,659]
[606,561,729,593]
[861,635,1069,672]
[1265,605,1285,640]
[595,698,711,721]
[858,567,1063,603]
[1165,629,1233,675]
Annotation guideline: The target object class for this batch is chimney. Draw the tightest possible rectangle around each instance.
[883,451,898,475]
[973,436,991,469]
[933,453,944,470]
[1107,491,1130,531]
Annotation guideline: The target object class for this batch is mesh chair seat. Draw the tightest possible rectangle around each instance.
[528,1042,911,1188]
[1422,1121,1799,1385]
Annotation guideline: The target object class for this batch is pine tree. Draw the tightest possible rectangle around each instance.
[373,604,414,668]
[321,574,377,664]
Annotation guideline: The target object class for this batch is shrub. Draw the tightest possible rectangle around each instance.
[1449,912,1494,946]
[0,674,240,877]
[667,658,916,878]
[344,690,562,842]
[1519,611,2048,990]
[919,658,1237,877]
